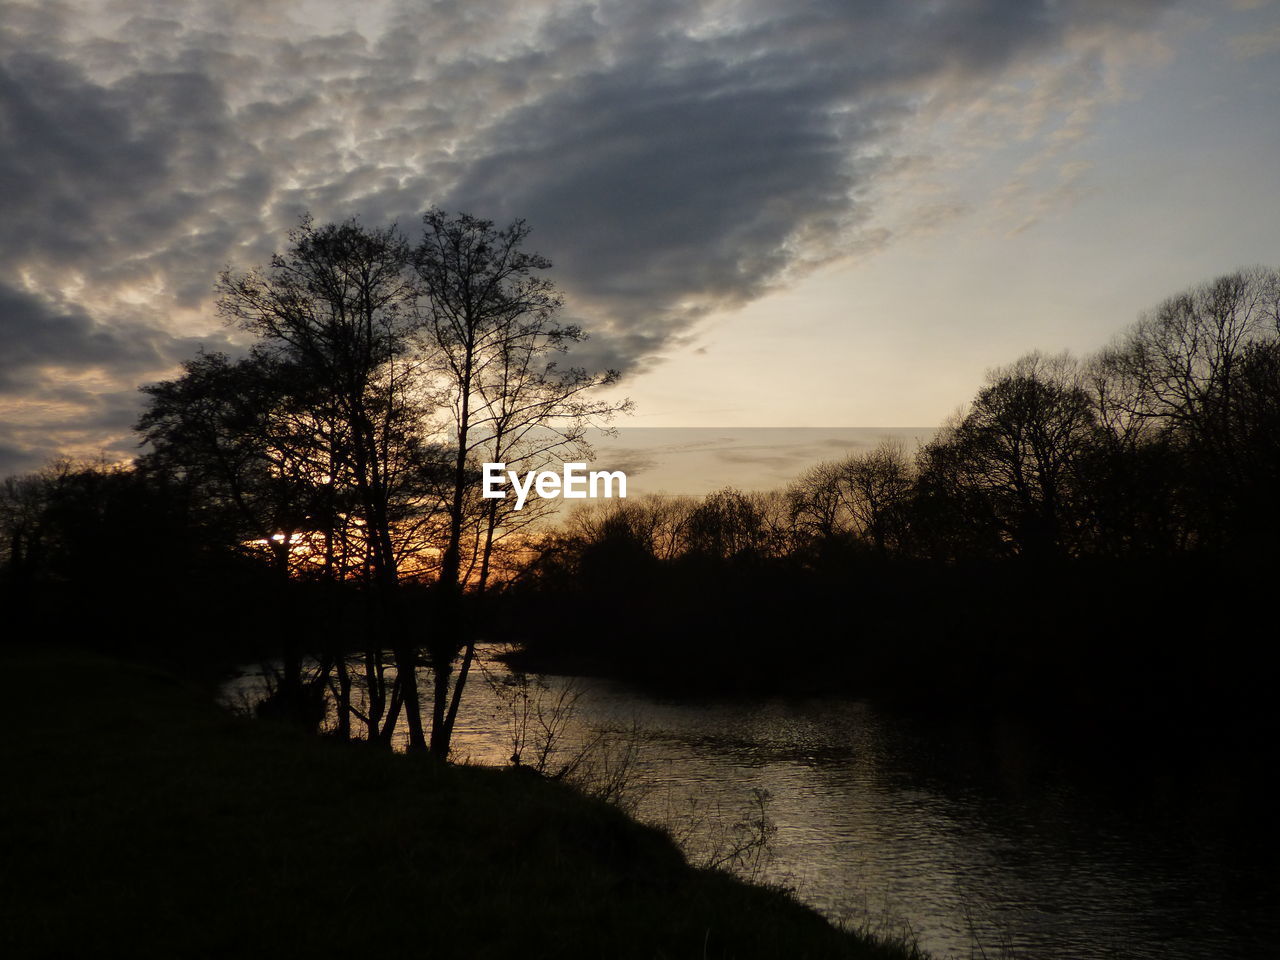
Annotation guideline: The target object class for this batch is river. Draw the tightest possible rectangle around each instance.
[223,649,1277,959]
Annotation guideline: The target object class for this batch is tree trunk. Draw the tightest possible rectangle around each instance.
[429,646,452,756]
[335,654,352,740]
[378,674,405,748]
[396,646,427,752]
[442,638,476,752]
[364,646,385,740]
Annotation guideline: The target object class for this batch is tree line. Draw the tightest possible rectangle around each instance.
[526,266,1280,568]
[3,250,1277,741]
[506,267,1280,729]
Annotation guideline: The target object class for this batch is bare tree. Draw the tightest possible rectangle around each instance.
[841,441,914,553]
[1090,268,1280,555]
[0,471,51,583]
[413,210,628,758]
[686,488,778,560]
[1105,267,1280,437]
[787,460,850,544]
[787,442,913,553]
[195,217,439,747]
[918,352,1099,559]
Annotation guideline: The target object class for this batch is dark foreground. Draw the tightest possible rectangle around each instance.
[0,647,914,960]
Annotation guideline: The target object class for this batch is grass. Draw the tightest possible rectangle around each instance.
[1,645,920,959]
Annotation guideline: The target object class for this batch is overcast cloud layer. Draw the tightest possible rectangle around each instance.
[0,0,1186,474]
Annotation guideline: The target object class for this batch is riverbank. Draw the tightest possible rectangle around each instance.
[0,646,918,959]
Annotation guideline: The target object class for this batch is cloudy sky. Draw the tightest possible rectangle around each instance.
[2,0,1278,477]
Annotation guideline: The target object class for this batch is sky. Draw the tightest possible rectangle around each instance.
[581,428,937,496]
[2,0,1278,481]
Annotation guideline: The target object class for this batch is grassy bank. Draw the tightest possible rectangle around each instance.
[1,646,915,959]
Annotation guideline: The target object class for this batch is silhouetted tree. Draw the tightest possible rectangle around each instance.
[413,210,628,757]
[145,218,444,743]
[917,352,1099,561]
[686,489,777,561]
[787,460,853,547]
[138,350,349,727]
[0,457,262,656]
[1100,267,1280,552]
[843,441,913,554]
[138,351,310,575]
[0,471,49,584]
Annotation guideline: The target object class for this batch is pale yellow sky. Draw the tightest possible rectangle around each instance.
[595,3,1280,429]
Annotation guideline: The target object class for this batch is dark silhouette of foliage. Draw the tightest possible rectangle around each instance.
[502,266,1280,747]
[413,210,628,757]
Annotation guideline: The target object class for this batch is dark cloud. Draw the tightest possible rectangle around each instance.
[0,0,1176,474]
[449,0,1175,351]
[0,286,159,391]
[451,58,871,326]
[0,283,231,475]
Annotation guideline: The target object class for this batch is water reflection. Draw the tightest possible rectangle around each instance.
[223,649,1276,959]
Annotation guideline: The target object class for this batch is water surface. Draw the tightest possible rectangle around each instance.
[225,652,1277,959]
